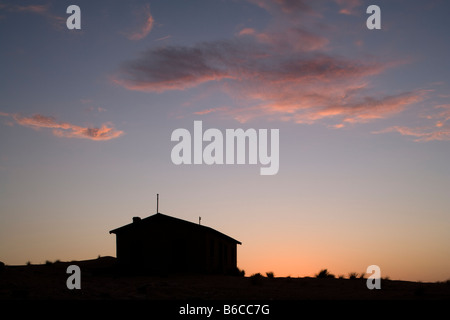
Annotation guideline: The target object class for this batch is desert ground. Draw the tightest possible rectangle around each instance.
[1,257,449,301]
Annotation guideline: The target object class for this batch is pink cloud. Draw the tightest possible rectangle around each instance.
[426,104,450,127]
[52,124,123,141]
[114,32,380,94]
[112,0,443,137]
[0,113,123,141]
[194,109,216,115]
[156,35,172,42]
[215,90,426,127]
[126,4,154,41]
[238,28,257,36]
[194,107,230,115]
[334,0,362,15]
[240,27,328,52]
[374,126,450,142]
[113,27,418,127]
[374,105,450,142]
[337,91,427,124]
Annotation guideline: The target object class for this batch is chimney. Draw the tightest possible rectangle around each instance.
[133,217,141,223]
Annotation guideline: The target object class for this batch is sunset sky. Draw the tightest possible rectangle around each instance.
[1,0,449,282]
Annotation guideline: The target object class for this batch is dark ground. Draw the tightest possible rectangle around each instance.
[1,257,449,300]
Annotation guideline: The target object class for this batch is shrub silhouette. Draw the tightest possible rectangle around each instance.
[348,272,359,279]
[315,269,335,279]
[250,273,264,285]
[231,267,245,277]
[266,271,274,278]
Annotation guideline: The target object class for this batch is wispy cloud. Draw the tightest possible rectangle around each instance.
[14,4,48,14]
[374,126,450,142]
[113,43,234,92]
[126,4,154,41]
[374,105,450,142]
[248,0,312,15]
[334,0,362,15]
[193,107,229,115]
[0,113,123,141]
[299,90,427,125]
[80,99,107,114]
[113,25,408,127]
[112,0,442,136]
[0,3,65,28]
[156,35,172,42]
[238,26,329,52]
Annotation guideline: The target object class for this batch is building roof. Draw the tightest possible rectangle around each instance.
[109,212,242,245]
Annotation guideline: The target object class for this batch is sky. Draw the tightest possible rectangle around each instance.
[0,0,449,282]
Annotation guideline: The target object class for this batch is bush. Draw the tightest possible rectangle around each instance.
[315,269,335,279]
[250,273,264,285]
[348,272,359,279]
[231,267,245,277]
[266,271,274,278]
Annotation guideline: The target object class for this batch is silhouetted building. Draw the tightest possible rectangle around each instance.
[109,212,241,274]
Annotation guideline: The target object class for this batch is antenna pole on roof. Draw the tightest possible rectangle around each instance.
[199,216,201,225]
[157,194,159,213]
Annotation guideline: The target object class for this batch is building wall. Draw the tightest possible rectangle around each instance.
[115,220,238,274]
[205,233,237,274]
